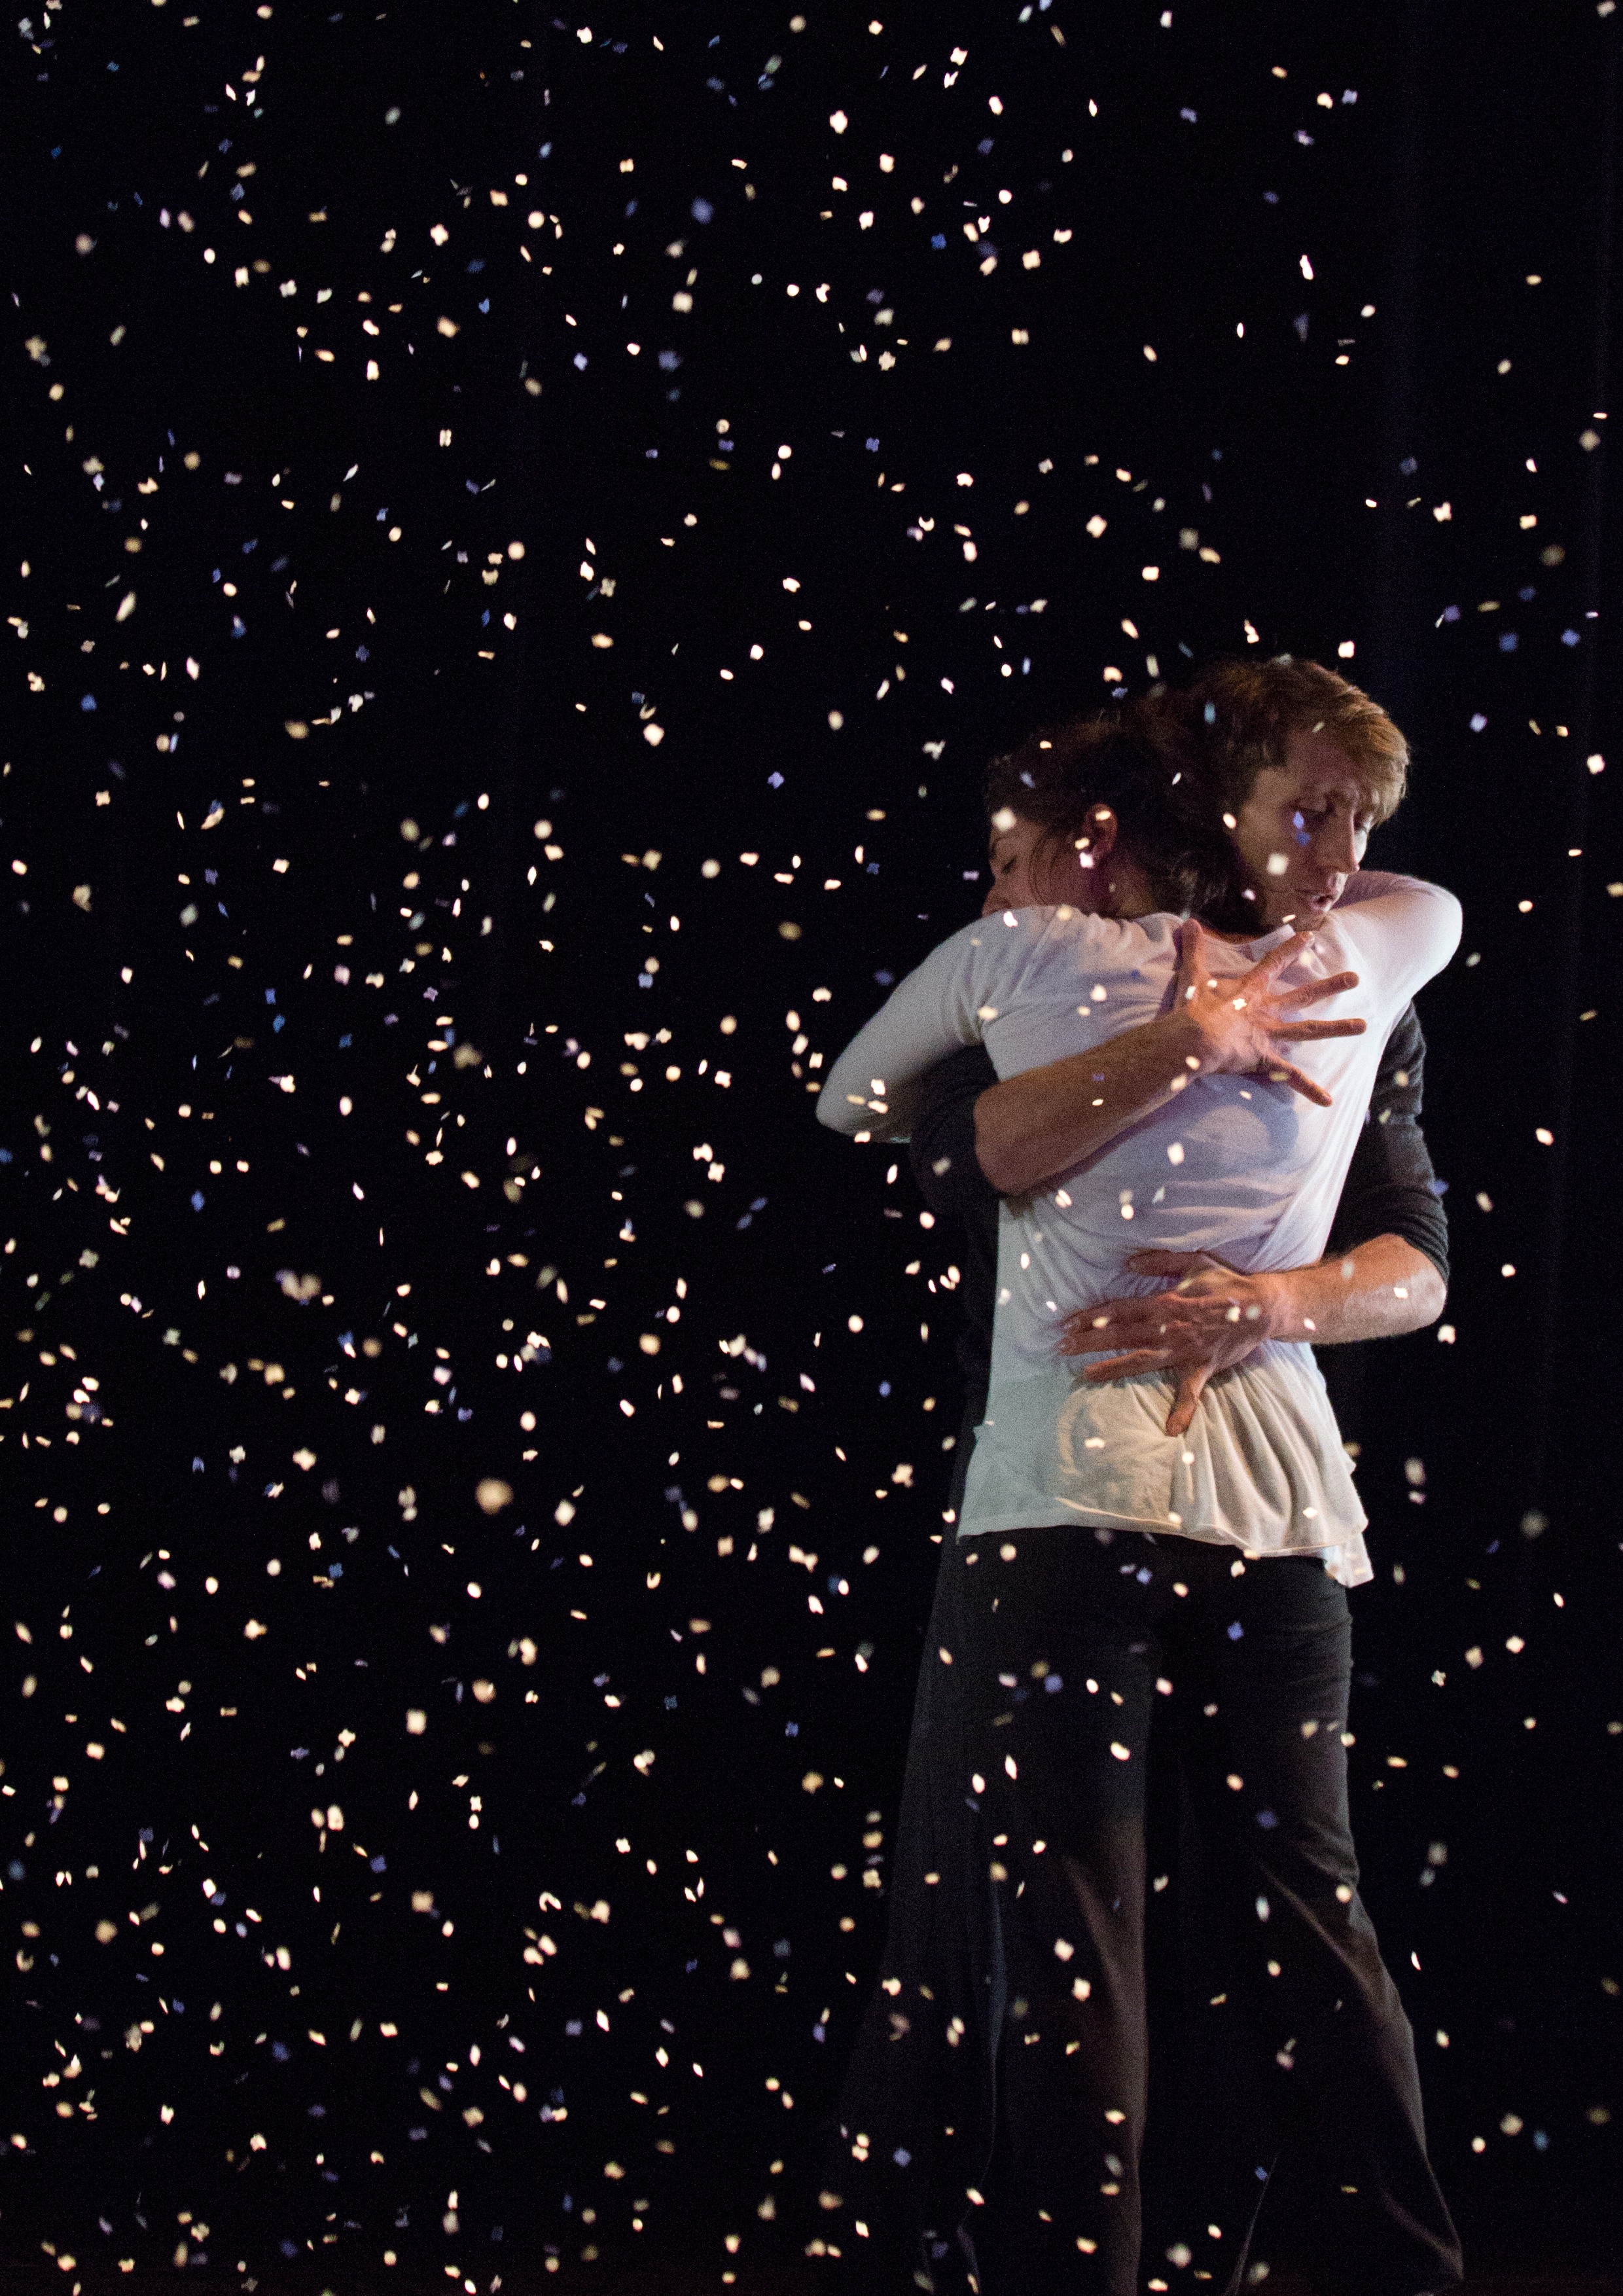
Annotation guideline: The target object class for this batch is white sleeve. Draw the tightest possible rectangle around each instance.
[1323,870,1463,1008]
[817,920,994,1139]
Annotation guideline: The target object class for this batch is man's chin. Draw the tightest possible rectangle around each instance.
[1253,892,1337,930]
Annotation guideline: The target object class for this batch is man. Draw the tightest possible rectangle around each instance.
[823,664,1457,2296]
[926,666,1446,1483]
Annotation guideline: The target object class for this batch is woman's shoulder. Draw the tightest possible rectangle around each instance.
[1018,904,1181,963]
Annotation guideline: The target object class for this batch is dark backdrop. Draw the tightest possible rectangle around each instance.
[4,1,1618,2289]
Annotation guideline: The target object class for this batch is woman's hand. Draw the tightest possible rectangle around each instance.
[1169,918,1364,1107]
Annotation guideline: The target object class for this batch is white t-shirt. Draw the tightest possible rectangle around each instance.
[819,873,1462,1587]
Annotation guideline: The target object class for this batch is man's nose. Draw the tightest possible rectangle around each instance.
[1315,816,1359,877]
[981,883,1003,917]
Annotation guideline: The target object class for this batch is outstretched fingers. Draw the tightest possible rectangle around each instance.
[1260,1058,1334,1107]
[1276,968,1360,1007]
[1270,1015,1368,1042]
[1245,928,1319,986]
[1171,916,1210,1003]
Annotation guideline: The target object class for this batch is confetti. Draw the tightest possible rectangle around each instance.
[1,5,1610,2291]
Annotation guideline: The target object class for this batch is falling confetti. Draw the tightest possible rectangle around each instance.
[2,4,1616,2290]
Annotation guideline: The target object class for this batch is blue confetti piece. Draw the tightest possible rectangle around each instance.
[190,1191,205,1211]
[1226,1621,1243,1640]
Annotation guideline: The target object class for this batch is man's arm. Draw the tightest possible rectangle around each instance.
[906,1046,1001,1222]
[971,920,1364,1193]
[1061,1002,1450,1435]
[1323,1002,1448,1290]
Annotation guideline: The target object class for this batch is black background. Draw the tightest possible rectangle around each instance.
[3,0,1619,2288]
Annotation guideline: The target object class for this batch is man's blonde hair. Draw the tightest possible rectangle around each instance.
[1183,658,1410,823]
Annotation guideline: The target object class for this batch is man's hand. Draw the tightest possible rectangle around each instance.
[970,920,1367,1197]
[1058,1234,1447,1437]
[1058,1249,1281,1437]
[1171,918,1365,1107]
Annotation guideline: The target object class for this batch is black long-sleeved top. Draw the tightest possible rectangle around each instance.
[907,1001,1448,1434]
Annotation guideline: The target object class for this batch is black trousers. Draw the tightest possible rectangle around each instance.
[952,1526,1461,2296]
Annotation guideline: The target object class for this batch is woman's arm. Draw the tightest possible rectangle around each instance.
[817,920,993,1140]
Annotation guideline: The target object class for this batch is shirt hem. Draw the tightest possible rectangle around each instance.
[954,1507,1370,1582]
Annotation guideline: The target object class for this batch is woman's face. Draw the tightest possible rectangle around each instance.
[982,808,1109,916]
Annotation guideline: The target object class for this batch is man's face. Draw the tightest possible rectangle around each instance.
[1231,725,1378,931]
[982,808,1106,916]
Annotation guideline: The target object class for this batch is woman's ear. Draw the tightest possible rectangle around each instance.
[1077,806,1119,865]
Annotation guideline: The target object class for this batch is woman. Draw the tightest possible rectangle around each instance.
[815,687,1462,2296]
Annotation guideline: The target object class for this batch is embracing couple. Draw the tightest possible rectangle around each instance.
[815,658,1463,2296]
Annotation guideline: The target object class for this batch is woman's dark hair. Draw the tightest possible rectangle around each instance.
[983,698,1258,933]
